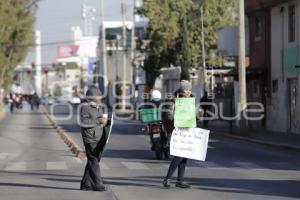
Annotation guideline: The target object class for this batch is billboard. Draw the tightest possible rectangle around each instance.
[57,45,79,58]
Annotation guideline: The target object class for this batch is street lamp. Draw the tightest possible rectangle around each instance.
[121,0,127,111]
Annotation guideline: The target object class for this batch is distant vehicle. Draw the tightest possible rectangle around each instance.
[40,97,55,105]
[57,96,72,103]
[71,97,81,104]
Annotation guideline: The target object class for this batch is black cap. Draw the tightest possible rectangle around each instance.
[86,86,102,100]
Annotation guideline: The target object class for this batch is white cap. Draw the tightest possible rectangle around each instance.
[151,90,162,102]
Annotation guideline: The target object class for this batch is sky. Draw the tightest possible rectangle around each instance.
[26,0,135,65]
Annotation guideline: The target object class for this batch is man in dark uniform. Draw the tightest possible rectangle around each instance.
[79,86,108,192]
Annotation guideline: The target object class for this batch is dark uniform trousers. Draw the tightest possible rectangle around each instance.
[81,135,107,189]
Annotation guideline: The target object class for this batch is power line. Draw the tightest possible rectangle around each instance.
[0,37,99,48]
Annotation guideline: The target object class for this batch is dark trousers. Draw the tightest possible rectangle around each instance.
[81,141,105,189]
[165,156,188,182]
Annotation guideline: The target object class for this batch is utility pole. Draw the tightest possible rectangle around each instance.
[35,30,42,97]
[201,4,208,95]
[201,5,206,71]
[99,0,107,93]
[121,0,127,111]
[81,4,96,36]
[238,0,247,131]
[131,0,136,82]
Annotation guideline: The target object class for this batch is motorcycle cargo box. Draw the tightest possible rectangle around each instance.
[139,108,161,123]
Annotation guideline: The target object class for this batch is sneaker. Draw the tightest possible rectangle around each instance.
[175,181,191,189]
[162,179,171,189]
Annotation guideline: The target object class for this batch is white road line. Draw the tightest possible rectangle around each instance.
[4,162,27,171]
[198,161,223,168]
[100,162,109,170]
[74,157,84,163]
[162,163,191,170]
[46,162,68,170]
[0,153,17,160]
[74,157,109,170]
[162,164,170,169]
[0,153,7,159]
[234,162,262,169]
[121,162,150,170]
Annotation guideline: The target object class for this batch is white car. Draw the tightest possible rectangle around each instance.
[71,97,81,104]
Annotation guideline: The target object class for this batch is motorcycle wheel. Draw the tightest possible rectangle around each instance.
[154,142,163,160]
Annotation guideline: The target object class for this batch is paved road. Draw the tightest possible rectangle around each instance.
[0,104,299,200]
[0,109,116,200]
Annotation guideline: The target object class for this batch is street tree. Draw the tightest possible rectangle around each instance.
[139,0,237,87]
[0,0,39,90]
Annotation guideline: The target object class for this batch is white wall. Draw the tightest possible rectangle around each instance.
[269,2,300,133]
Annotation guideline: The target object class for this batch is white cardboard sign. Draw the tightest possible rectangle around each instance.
[170,128,210,161]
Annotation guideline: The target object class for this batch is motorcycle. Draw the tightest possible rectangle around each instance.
[141,122,169,160]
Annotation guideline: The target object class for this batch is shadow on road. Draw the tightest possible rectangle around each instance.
[96,176,300,199]
[0,182,78,191]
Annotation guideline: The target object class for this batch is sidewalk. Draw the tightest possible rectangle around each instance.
[201,120,300,151]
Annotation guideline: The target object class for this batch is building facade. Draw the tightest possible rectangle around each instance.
[268,1,300,134]
[246,0,300,134]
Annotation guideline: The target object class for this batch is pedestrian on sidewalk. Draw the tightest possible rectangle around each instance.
[79,86,108,192]
[161,80,193,189]
[9,93,15,113]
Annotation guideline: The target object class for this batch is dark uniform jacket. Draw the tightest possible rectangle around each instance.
[80,102,105,144]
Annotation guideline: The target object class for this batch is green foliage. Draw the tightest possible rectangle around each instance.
[139,0,238,85]
[53,84,62,97]
[55,62,79,72]
[0,0,38,90]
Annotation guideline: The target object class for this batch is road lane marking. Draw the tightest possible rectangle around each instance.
[0,153,7,159]
[73,158,109,170]
[162,164,169,169]
[46,162,68,170]
[0,153,17,160]
[121,162,150,170]
[74,157,84,163]
[233,162,262,169]
[100,162,109,170]
[4,162,27,171]
[195,161,223,168]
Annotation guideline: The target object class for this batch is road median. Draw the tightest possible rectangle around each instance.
[40,105,86,160]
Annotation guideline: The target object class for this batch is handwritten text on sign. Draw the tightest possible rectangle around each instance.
[170,128,210,161]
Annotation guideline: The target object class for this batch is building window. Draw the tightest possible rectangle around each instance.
[255,15,262,40]
[288,5,296,43]
[253,81,260,97]
[272,80,278,93]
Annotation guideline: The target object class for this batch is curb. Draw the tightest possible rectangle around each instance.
[40,106,86,160]
[213,131,300,152]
